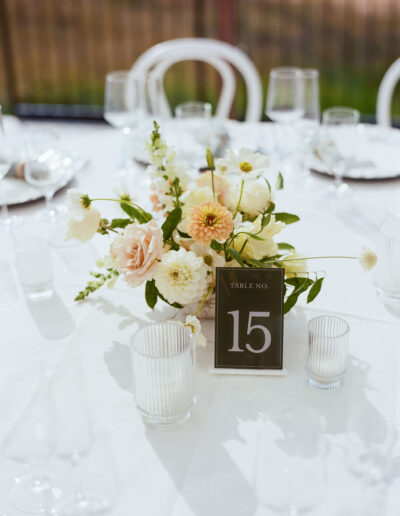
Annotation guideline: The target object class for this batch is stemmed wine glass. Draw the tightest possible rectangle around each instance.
[295,69,320,183]
[320,107,360,196]
[104,71,137,176]
[24,128,69,222]
[266,67,304,155]
[3,370,61,514]
[52,351,111,515]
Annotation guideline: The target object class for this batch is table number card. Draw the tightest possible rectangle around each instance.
[214,267,285,374]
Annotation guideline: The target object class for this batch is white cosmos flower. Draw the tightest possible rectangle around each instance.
[189,242,225,275]
[359,247,377,271]
[184,315,207,348]
[217,148,270,180]
[66,188,91,221]
[154,248,208,305]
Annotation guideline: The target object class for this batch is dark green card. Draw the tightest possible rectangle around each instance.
[214,267,284,370]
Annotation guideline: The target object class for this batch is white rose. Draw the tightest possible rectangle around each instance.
[226,180,271,217]
[66,208,101,243]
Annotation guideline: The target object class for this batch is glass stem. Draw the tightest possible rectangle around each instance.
[0,178,9,223]
[45,191,56,218]
[70,454,86,503]
[120,127,131,175]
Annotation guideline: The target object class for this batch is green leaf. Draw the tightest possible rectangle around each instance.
[276,172,284,190]
[110,218,131,229]
[284,293,299,314]
[228,248,245,267]
[261,213,271,228]
[307,277,324,303]
[161,207,182,242]
[285,277,304,287]
[176,229,191,239]
[265,202,276,214]
[278,242,295,251]
[247,233,264,241]
[120,203,152,223]
[274,212,300,225]
[210,239,224,251]
[206,147,214,170]
[293,278,313,296]
[145,280,158,309]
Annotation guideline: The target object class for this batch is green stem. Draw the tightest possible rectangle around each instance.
[90,198,143,210]
[233,180,244,219]
[195,286,214,316]
[211,167,216,202]
[264,255,358,264]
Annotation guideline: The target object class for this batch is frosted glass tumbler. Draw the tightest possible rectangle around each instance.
[131,323,195,429]
[15,237,53,300]
[306,315,350,390]
[374,217,400,303]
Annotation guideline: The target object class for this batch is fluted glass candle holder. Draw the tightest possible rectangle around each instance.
[374,218,400,305]
[131,323,195,429]
[306,315,350,390]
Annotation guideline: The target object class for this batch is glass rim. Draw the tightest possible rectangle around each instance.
[379,217,400,242]
[322,106,360,118]
[130,322,194,358]
[270,66,303,78]
[307,315,350,339]
[105,70,131,82]
[302,68,319,78]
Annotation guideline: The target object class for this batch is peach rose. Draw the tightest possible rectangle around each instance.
[110,220,163,287]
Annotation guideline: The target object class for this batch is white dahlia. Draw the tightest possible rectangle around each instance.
[155,248,208,305]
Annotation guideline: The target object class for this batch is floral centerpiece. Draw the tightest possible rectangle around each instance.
[66,122,377,344]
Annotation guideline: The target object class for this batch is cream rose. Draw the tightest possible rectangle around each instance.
[226,180,271,217]
[66,208,101,243]
[281,251,308,278]
[110,220,163,287]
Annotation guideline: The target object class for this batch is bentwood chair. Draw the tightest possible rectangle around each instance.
[377,58,400,127]
[130,38,263,122]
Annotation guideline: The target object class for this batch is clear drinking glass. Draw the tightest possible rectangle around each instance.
[15,237,54,300]
[320,107,360,195]
[295,69,320,180]
[104,71,136,175]
[374,217,400,308]
[131,322,195,429]
[266,67,304,154]
[24,128,67,221]
[306,315,350,390]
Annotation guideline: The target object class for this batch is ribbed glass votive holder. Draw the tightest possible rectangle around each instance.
[306,315,350,390]
[131,323,195,429]
[374,218,400,304]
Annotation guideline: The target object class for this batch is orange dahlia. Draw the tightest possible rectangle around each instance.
[187,201,233,246]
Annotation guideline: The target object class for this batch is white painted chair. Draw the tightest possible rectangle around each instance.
[377,58,400,127]
[131,38,263,122]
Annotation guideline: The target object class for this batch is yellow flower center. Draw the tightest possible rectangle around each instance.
[239,161,253,173]
[170,267,191,286]
[204,255,213,266]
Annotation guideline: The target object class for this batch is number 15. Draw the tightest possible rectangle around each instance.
[227,311,271,354]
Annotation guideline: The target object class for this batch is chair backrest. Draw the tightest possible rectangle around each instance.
[377,58,400,127]
[131,38,263,122]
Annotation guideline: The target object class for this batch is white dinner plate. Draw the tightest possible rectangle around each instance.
[309,124,400,180]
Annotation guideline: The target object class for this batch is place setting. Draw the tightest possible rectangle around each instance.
[1,9,400,515]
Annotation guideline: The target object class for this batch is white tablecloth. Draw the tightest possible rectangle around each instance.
[1,119,400,515]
